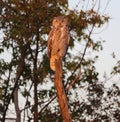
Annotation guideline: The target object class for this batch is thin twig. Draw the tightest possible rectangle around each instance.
[39,96,57,115]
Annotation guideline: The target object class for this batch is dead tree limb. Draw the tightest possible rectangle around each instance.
[55,58,72,122]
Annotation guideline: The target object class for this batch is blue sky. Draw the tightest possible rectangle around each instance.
[69,0,120,78]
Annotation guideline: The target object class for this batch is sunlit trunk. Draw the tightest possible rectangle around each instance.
[55,58,72,122]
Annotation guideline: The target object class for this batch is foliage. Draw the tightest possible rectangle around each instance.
[0,0,119,121]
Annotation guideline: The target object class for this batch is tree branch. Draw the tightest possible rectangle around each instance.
[65,25,94,89]
[2,57,25,122]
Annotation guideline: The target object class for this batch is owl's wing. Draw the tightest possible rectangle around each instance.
[66,32,70,52]
[47,29,54,58]
[58,27,70,57]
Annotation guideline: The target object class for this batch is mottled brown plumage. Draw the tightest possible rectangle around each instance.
[47,16,70,71]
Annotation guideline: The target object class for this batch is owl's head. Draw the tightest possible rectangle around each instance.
[52,16,68,28]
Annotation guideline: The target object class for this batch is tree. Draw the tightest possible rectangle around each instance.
[0,0,119,122]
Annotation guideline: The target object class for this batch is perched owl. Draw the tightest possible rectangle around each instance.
[47,16,70,71]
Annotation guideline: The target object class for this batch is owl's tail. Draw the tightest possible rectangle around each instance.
[50,55,59,71]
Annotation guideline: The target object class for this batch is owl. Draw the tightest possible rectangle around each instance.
[47,16,70,71]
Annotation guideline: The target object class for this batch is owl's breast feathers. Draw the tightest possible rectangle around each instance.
[58,26,70,57]
[48,27,61,57]
[48,26,70,58]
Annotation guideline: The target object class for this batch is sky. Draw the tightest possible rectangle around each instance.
[96,0,120,76]
[69,0,120,80]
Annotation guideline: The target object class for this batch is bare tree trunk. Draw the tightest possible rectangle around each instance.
[33,68,38,122]
[2,57,24,122]
[55,58,72,122]
[33,28,39,122]
[14,87,21,122]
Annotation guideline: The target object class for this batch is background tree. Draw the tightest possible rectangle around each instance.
[0,0,119,122]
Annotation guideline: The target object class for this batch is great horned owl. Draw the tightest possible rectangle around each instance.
[47,16,70,71]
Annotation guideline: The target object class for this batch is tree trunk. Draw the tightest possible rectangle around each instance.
[55,58,72,122]
[2,57,24,122]
[33,68,38,122]
[33,29,39,122]
[14,87,21,122]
